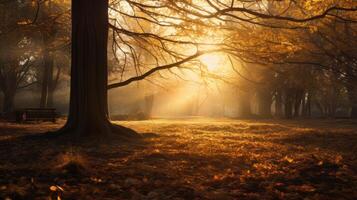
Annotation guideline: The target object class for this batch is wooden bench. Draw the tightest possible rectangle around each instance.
[15,108,58,123]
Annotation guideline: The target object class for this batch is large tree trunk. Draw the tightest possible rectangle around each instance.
[58,0,137,138]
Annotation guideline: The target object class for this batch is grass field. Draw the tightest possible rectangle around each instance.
[0,118,356,199]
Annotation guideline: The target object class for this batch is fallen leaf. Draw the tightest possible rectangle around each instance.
[284,156,294,163]
[50,186,57,192]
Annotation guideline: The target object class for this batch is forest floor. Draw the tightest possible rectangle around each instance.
[0,118,356,200]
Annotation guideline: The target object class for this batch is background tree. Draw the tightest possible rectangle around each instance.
[0,0,40,114]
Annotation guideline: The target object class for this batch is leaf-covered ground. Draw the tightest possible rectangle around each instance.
[0,118,356,199]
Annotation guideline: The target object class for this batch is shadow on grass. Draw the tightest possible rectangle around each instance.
[275,129,357,155]
[0,126,153,199]
[99,144,356,200]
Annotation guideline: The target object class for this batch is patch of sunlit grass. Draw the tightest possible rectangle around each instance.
[56,117,357,198]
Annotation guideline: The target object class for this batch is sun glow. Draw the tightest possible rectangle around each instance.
[200,53,224,71]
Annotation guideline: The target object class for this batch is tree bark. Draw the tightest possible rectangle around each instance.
[58,0,137,139]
